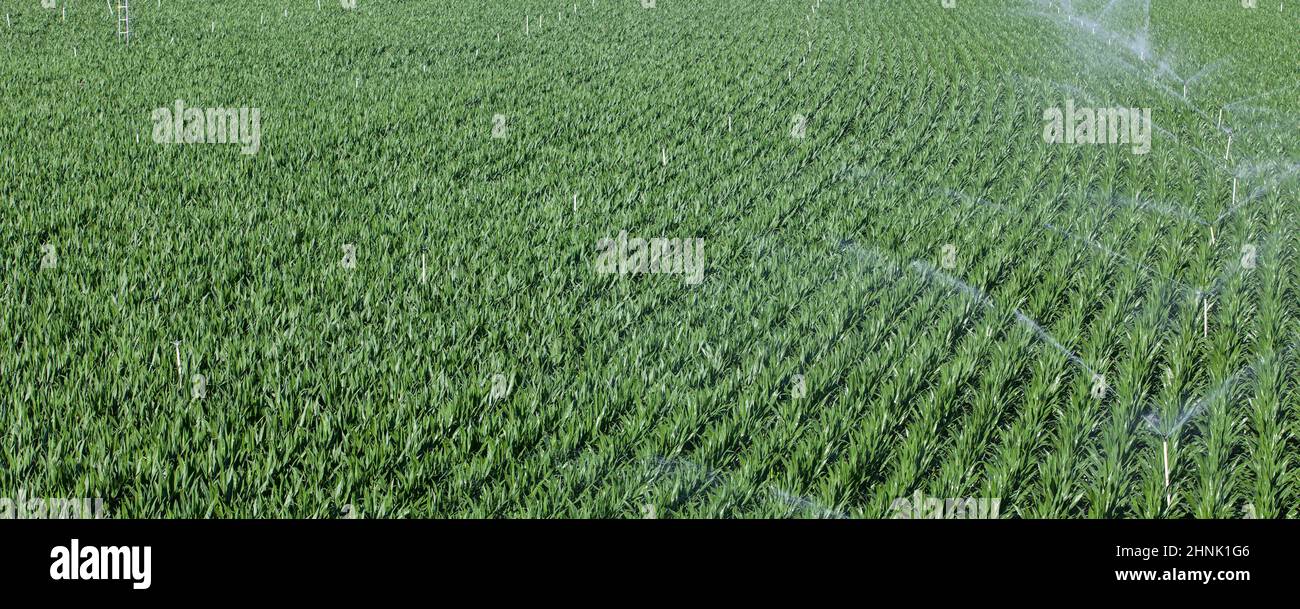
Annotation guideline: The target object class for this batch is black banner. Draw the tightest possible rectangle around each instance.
[0,519,1288,598]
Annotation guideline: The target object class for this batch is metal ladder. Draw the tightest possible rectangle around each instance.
[116,0,130,43]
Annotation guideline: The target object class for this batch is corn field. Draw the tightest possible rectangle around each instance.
[1,1,1296,518]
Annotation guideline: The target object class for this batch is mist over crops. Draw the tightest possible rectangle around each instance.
[2,0,1296,518]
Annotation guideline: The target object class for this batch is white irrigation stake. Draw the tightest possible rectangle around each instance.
[572,192,578,212]
[1162,439,1171,508]
[1224,134,1232,160]
[660,146,667,167]
[1203,297,1210,337]
[525,15,529,35]
[727,114,732,132]
[1210,225,1216,246]
[172,341,183,385]
[1232,178,1238,207]
[421,254,427,284]
[1217,107,1223,129]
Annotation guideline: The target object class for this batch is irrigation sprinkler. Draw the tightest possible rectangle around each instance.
[1140,340,1300,512]
[1142,413,1174,509]
[1091,374,1108,401]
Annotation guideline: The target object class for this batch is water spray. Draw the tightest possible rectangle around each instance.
[911,260,1099,378]
[1141,339,1300,512]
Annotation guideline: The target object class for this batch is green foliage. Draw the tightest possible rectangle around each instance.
[0,0,1295,518]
